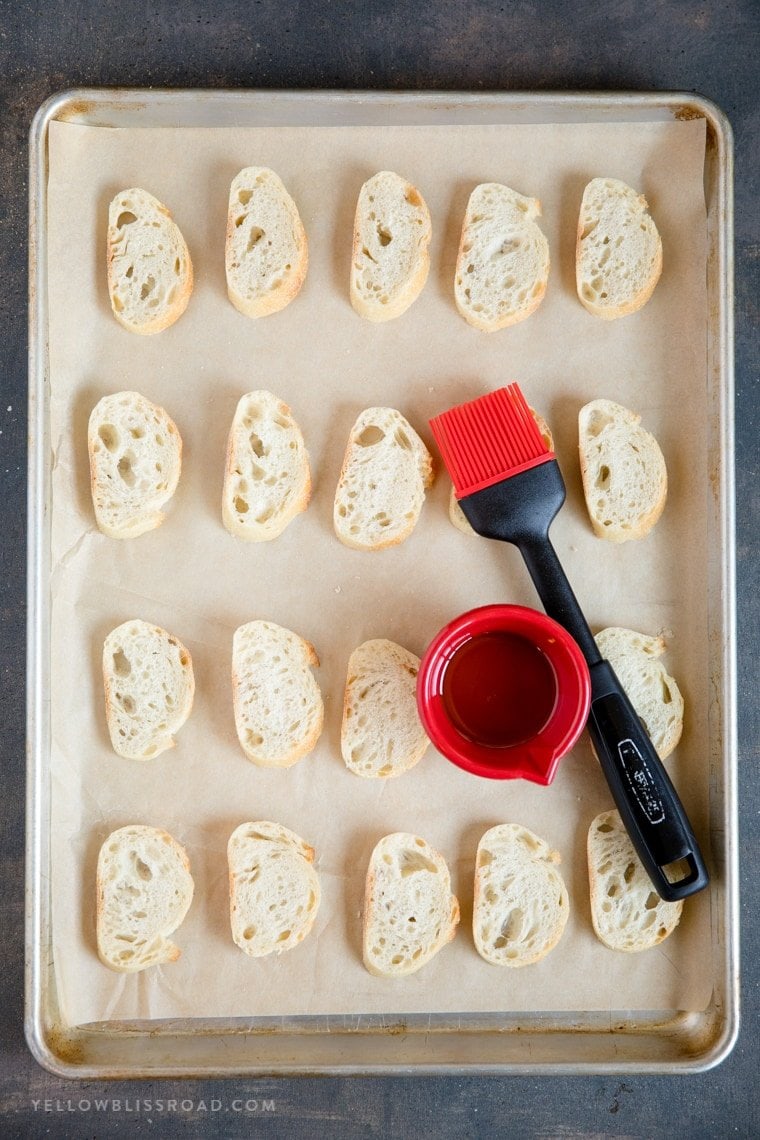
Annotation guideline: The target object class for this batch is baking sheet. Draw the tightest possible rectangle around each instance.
[45,115,713,1027]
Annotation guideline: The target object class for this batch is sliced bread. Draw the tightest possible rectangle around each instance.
[231,620,323,767]
[225,166,308,318]
[449,405,553,534]
[107,188,193,334]
[96,825,194,972]
[454,183,550,331]
[588,809,683,952]
[350,170,431,321]
[88,391,182,539]
[473,824,569,967]
[595,627,684,759]
[341,639,428,778]
[363,833,459,977]
[578,398,667,542]
[222,390,311,541]
[333,407,433,551]
[228,821,321,957]
[103,620,194,760]
[576,177,662,319]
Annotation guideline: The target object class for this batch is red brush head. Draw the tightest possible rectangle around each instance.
[430,384,554,498]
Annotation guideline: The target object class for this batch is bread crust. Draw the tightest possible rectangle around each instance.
[595,626,684,759]
[107,189,193,335]
[103,620,195,760]
[341,639,428,778]
[228,821,321,957]
[575,178,662,320]
[578,399,667,542]
[454,183,550,331]
[222,391,312,541]
[472,824,568,967]
[231,621,323,767]
[225,167,308,318]
[350,170,431,322]
[88,391,183,539]
[96,825,194,972]
[362,833,459,977]
[587,810,683,952]
[333,407,434,551]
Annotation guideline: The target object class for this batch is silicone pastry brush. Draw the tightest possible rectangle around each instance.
[430,383,708,902]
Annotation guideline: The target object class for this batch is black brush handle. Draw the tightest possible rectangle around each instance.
[519,536,709,902]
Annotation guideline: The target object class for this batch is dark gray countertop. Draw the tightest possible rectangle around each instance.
[1,1,757,1136]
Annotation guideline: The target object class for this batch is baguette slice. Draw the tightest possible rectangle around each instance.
[588,810,683,952]
[454,183,549,331]
[333,407,433,551]
[363,833,459,977]
[576,177,662,319]
[107,188,193,334]
[88,391,182,539]
[350,170,431,321]
[232,620,323,767]
[595,627,684,759]
[579,398,667,542]
[341,639,428,778]
[225,167,308,318]
[103,620,194,760]
[473,824,569,967]
[228,821,321,957]
[449,405,553,534]
[97,825,194,972]
[222,390,311,540]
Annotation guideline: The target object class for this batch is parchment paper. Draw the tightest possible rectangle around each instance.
[46,115,712,1027]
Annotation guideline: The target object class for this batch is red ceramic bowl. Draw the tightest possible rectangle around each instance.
[417,604,591,785]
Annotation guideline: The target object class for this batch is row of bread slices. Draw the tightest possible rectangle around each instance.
[90,389,668,547]
[104,618,685,772]
[107,171,662,336]
[97,814,685,977]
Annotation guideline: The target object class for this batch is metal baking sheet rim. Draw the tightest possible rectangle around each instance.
[25,87,738,1078]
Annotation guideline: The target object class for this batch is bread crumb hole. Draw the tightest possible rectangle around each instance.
[277,929,291,942]
[247,227,264,252]
[116,211,137,228]
[116,454,136,487]
[377,223,393,246]
[400,850,437,877]
[357,425,385,447]
[238,189,253,205]
[98,424,119,452]
[623,862,636,884]
[140,275,156,300]
[135,857,152,881]
[235,496,249,514]
[112,649,131,677]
